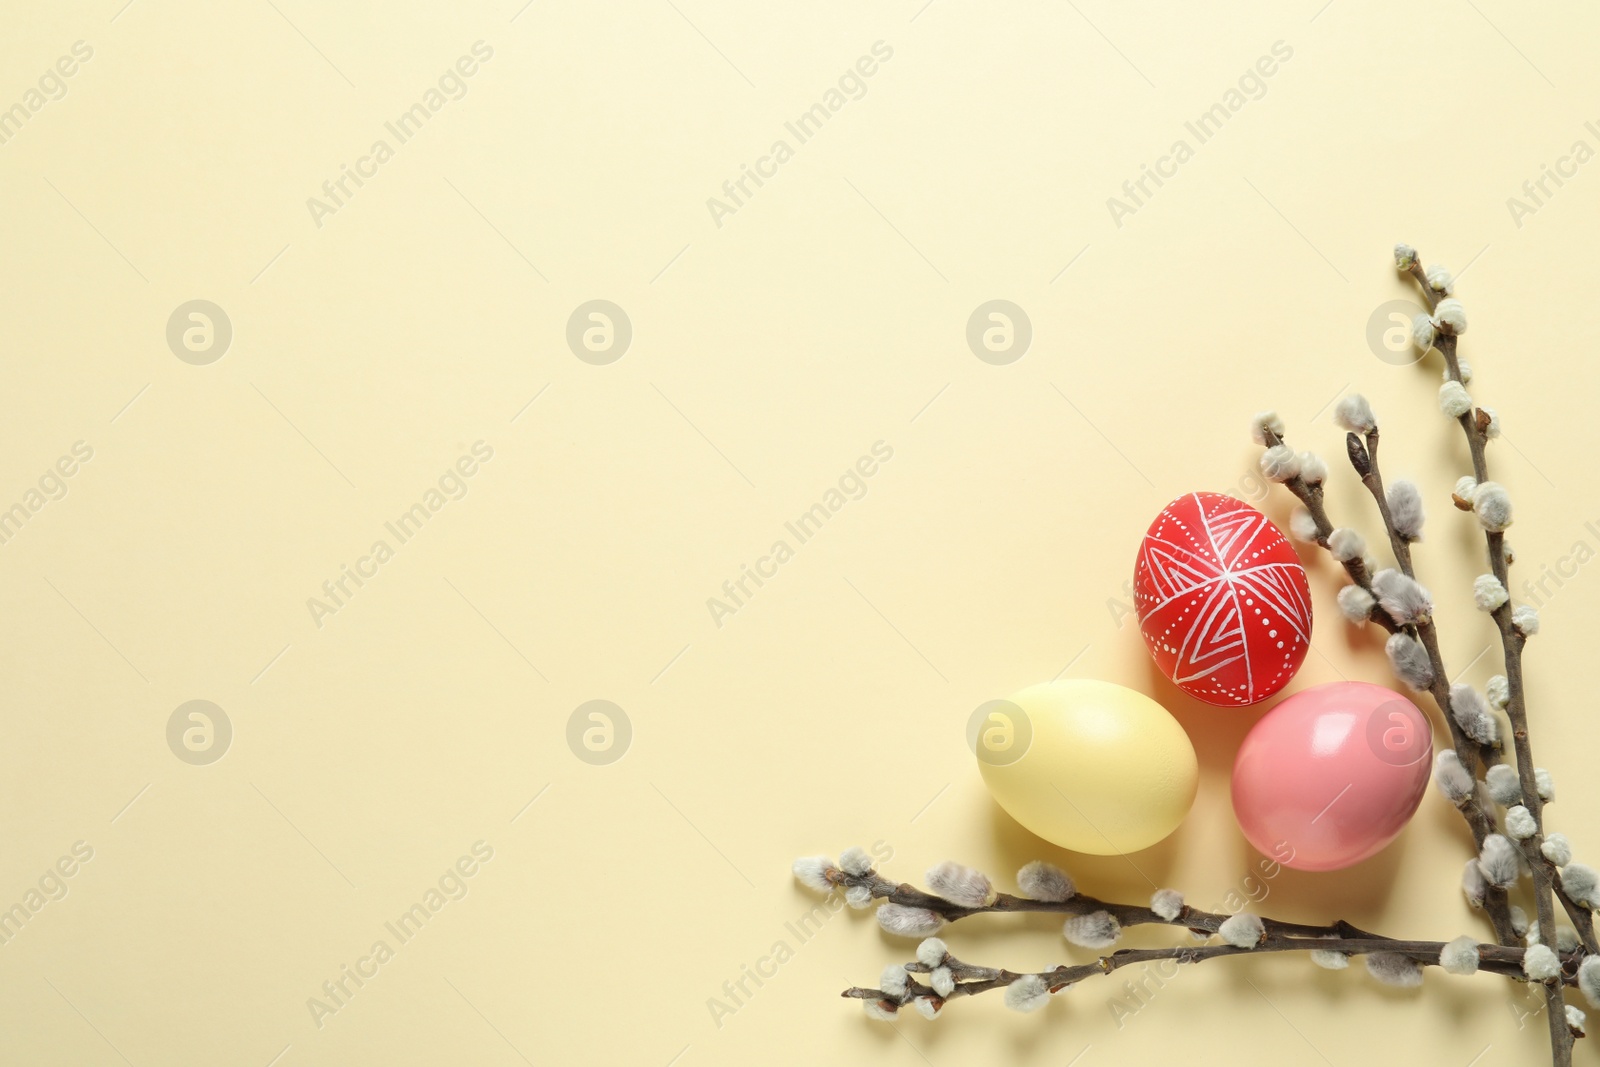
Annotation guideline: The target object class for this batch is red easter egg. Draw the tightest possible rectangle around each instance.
[1134,492,1312,706]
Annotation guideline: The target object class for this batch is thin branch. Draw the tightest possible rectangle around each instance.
[1262,424,1514,944]
[1401,253,1578,1066]
[852,871,1385,941]
[1347,427,1508,810]
[1259,426,1399,632]
[844,936,1578,1011]
[1415,277,1595,945]
[815,855,1576,1027]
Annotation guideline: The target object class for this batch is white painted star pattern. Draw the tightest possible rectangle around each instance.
[1135,492,1312,706]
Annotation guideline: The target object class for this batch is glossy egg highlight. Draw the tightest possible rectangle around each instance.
[1231,681,1432,871]
[975,680,1198,855]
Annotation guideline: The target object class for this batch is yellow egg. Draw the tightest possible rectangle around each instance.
[974,680,1198,855]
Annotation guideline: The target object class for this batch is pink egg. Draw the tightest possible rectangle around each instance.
[1231,681,1432,872]
[1134,492,1312,707]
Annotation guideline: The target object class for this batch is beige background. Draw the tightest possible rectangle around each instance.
[2,0,1598,1064]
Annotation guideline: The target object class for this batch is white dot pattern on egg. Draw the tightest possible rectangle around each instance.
[1134,492,1313,707]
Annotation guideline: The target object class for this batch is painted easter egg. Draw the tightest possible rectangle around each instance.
[1231,681,1432,871]
[973,680,1198,855]
[1134,492,1312,706]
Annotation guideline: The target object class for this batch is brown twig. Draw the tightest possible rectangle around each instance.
[1260,423,1515,944]
[1259,425,1400,633]
[1399,251,1580,1066]
[848,870,1385,941]
[1405,264,1596,949]
[1450,336,1592,938]
[813,857,1578,1025]
[843,937,1577,1009]
[1341,423,1516,932]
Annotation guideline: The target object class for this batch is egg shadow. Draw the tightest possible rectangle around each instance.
[1140,655,1263,777]
[1136,644,1408,920]
[1245,830,1408,922]
[981,795,1180,910]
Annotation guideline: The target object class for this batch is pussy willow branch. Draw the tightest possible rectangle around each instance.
[1348,420,1499,771]
[1343,424,1512,873]
[816,859,1581,1025]
[1346,410,1600,955]
[843,937,1573,1009]
[1261,425,1514,945]
[1403,257,1599,962]
[1259,426,1400,634]
[1391,253,1578,1066]
[842,865,1382,940]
